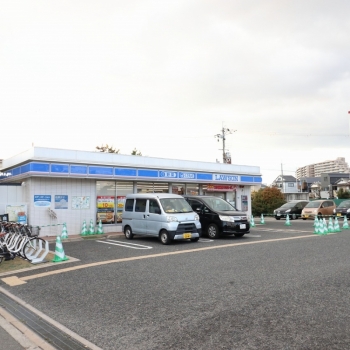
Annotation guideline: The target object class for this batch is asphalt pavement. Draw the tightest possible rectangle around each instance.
[1,218,350,349]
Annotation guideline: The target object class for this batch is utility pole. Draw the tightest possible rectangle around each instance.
[215,127,236,163]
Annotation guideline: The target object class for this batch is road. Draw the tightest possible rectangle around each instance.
[1,218,350,349]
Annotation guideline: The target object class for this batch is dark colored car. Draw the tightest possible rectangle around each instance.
[183,195,250,238]
[274,200,309,220]
[333,200,350,219]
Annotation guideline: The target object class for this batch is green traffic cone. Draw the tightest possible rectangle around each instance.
[250,215,255,227]
[88,219,95,235]
[334,217,341,232]
[313,218,320,234]
[328,217,335,233]
[80,220,88,236]
[51,235,69,262]
[260,214,265,225]
[285,214,291,226]
[317,219,323,235]
[96,219,104,234]
[343,216,349,229]
[322,218,328,235]
[61,222,68,239]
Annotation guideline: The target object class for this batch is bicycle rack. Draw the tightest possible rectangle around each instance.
[24,239,50,264]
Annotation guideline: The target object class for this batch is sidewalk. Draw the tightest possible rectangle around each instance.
[1,230,124,349]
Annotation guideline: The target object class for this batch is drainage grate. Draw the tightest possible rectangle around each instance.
[0,291,92,350]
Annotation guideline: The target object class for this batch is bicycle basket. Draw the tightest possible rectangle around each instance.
[28,226,41,237]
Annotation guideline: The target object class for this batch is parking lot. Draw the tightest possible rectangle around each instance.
[1,218,350,349]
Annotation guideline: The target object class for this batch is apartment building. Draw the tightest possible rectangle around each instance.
[296,157,350,179]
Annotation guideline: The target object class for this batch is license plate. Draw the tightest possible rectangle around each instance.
[337,213,341,216]
[183,233,191,239]
[304,215,309,218]
[240,224,246,229]
[277,214,281,216]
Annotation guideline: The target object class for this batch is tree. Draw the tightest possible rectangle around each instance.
[131,148,142,156]
[252,187,286,217]
[96,144,120,153]
[336,188,350,199]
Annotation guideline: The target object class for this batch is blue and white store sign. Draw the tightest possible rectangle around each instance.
[1,161,262,185]
[213,174,240,182]
[34,195,52,208]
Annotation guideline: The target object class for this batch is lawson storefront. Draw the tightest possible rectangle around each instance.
[0,147,262,236]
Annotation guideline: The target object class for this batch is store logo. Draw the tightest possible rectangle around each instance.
[214,174,239,182]
[179,172,195,179]
[0,172,11,177]
[159,171,177,178]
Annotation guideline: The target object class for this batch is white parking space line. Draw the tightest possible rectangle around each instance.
[256,228,312,233]
[198,238,214,243]
[248,235,261,237]
[96,240,153,250]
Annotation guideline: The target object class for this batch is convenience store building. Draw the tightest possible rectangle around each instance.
[0,147,261,236]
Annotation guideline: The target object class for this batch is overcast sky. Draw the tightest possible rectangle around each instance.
[1,1,350,184]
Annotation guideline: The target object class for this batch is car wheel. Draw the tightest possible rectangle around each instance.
[190,237,199,242]
[234,233,245,238]
[275,218,280,220]
[317,213,323,219]
[207,224,220,239]
[302,218,306,220]
[159,230,171,245]
[124,226,134,240]
[291,214,297,220]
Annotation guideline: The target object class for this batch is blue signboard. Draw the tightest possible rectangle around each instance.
[179,172,196,179]
[213,174,239,182]
[159,171,178,178]
[34,195,52,207]
[55,195,68,209]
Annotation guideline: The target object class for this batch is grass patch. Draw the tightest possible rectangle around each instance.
[0,252,55,273]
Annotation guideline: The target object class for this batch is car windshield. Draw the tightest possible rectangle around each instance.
[279,202,295,209]
[305,201,322,208]
[160,198,193,213]
[337,201,350,208]
[202,197,236,211]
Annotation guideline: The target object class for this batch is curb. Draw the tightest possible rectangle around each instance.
[42,232,123,243]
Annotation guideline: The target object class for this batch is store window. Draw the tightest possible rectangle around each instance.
[171,184,185,195]
[96,181,133,224]
[186,184,199,195]
[137,182,169,193]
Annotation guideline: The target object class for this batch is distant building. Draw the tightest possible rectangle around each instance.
[296,157,350,179]
[271,175,309,201]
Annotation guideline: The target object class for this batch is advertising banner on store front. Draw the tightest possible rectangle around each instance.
[97,196,115,224]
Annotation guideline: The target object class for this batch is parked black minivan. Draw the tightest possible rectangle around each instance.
[183,195,250,238]
[273,200,309,220]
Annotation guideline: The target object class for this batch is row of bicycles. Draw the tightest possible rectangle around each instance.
[0,222,44,264]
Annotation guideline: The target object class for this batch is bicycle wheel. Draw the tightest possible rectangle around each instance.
[23,237,46,262]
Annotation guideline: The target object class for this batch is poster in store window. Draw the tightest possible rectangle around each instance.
[116,196,126,223]
[97,196,115,224]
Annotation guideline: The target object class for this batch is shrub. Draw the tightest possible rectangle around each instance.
[252,187,286,217]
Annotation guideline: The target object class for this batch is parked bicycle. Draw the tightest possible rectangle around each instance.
[0,222,44,264]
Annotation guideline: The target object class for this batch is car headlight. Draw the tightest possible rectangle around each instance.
[285,209,291,213]
[347,209,350,213]
[333,209,336,213]
[194,214,199,221]
[166,216,178,222]
[219,215,235,222]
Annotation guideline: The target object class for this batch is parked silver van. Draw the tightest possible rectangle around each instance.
[122,193,202,245]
